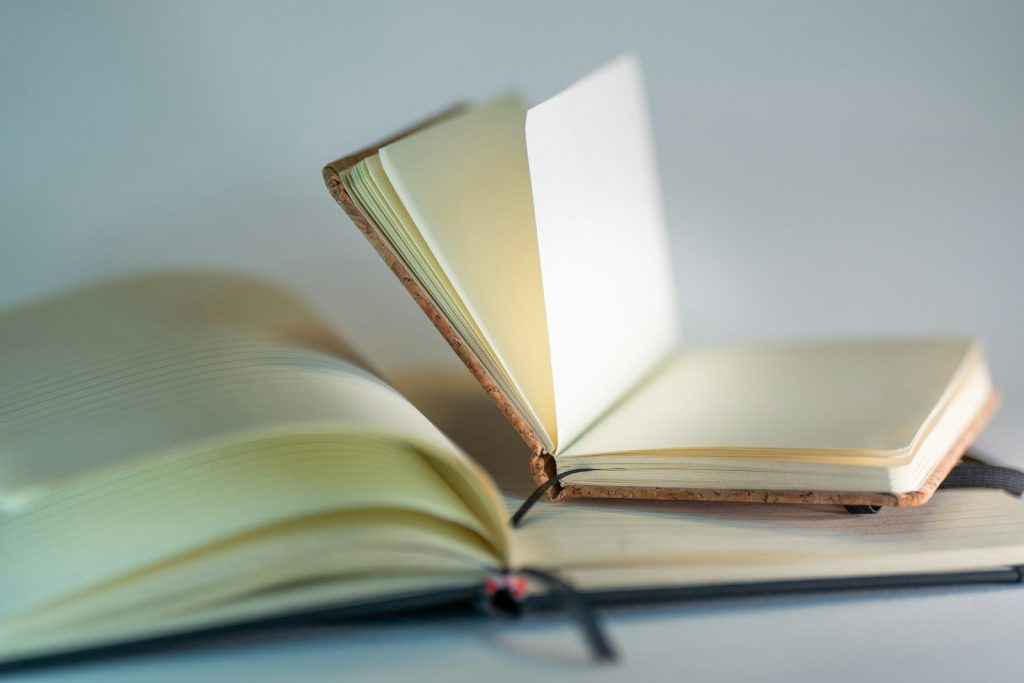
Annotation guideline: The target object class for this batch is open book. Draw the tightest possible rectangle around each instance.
[1,272,1021,668]
[324,55,998,507]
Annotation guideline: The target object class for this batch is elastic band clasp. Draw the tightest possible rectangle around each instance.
[483,569,616,662]
[509,468,593,528]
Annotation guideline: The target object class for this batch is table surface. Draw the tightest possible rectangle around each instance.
[3,2,1022,681]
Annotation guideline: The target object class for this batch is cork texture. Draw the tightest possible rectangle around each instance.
[323,111,998,509]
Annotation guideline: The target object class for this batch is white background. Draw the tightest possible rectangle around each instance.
[2,1,1023,681]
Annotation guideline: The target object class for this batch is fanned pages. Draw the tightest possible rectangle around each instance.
[325,53,998,506]
[374,95,557,452]
[0,274,510,662]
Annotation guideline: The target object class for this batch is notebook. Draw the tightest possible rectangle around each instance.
[323,54,999,508]
[1,272,1021,669]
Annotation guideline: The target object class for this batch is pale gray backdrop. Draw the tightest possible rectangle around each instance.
[1,1,1022,681]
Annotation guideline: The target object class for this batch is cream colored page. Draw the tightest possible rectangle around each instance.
[525,54,681,452]
[0,273,463,501]
[347,156,552,452]
[379,95,557,447]
[0,273,516,663]
[1,572,478,663]
[511,490,1024,588]
[562,339,978,457]
[0,273,512,552]
[13,512,491,634]
[0,435,499,624]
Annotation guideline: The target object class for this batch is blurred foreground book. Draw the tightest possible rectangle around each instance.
[1,272,1023,669]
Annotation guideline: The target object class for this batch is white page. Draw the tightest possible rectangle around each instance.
[526,54,682,452]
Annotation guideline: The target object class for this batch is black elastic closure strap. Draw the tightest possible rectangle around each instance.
[939,451,1024,497]
[516,567,616,662]
[844,505,882,515]
[509,468,593,528]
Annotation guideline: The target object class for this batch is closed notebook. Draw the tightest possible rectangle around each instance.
[1,273,1022,669]
[323,54,998,508]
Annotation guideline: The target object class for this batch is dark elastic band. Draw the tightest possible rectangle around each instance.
[509,468,593,528]
[844,505,883,515]
[516,567,616,662]
[939,450,1024,497]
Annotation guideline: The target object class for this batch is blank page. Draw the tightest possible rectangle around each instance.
[379,96,558,448]
[562,339,982,457]
[526,54,681,452]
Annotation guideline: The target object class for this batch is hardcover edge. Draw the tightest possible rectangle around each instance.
[322,113,999,508]
[5,563,1022,673]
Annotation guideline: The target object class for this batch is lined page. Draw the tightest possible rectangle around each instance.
[512,490,1024,589]
[0,273,466,503]
[0,439,497,662]
[0,436,494,623]
[0,273,512,649]
[0,273,511,546]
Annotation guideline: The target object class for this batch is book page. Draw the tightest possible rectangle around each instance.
[379,95,558,449]
[561,339,981,458]
[0,271,512,529]
[0,273,482,501]
[0,273,513,659]
[1,436,496,628]
[0,271,511,549]
[526,54,681,452]
[511,489,1024,590]
[346,150,552,453]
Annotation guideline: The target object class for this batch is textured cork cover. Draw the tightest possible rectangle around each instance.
[322,110,998,509]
